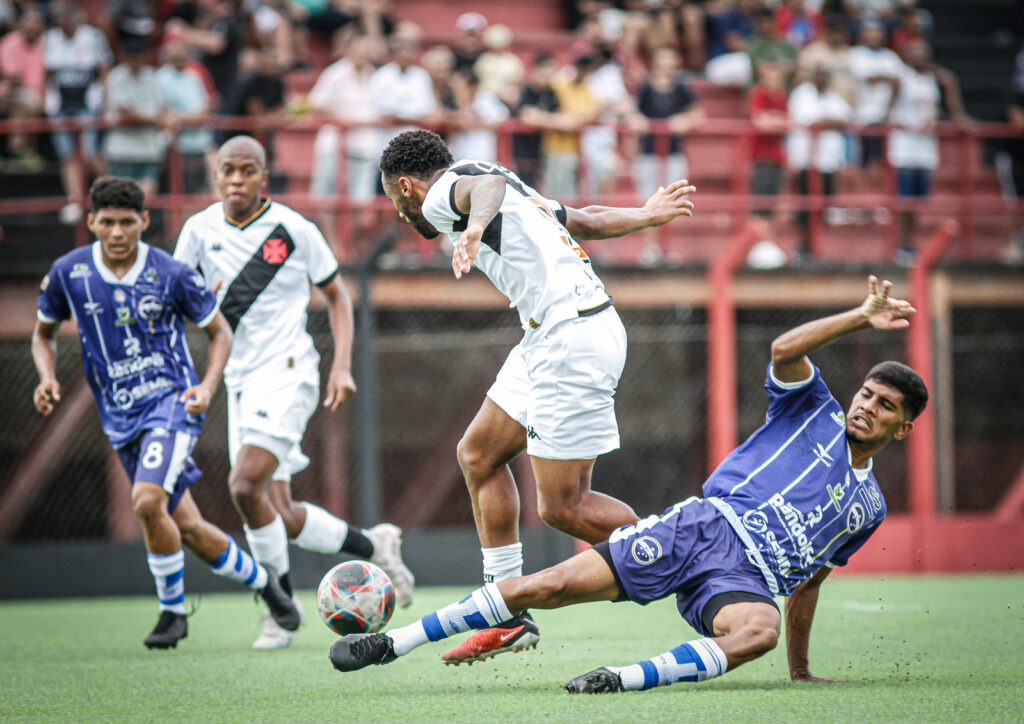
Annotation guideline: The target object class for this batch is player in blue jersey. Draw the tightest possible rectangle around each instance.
[328,275,928,692]
[32,176,301,649]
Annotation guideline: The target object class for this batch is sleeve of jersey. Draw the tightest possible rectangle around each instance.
[173,265,219,327]
[171,220,200,269]
[827,519,882,568]
[763,361,832,421]
[37,266,70,323]
[303,221,340,287]
[421,173,461,235]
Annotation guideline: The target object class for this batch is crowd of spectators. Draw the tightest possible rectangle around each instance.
[0,0,1002,262]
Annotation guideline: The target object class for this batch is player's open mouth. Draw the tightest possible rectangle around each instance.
[850,414,870,431]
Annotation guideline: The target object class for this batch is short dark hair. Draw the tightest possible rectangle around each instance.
[865,361,928,420]
[379,130,453,180]
[89,176,145,213]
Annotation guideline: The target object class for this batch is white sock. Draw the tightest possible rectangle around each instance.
[210,536,268,589]
[293,502,348,554]
[387,583,512,656]
[147,550,186,615]
[244,515,290,576]
[608,638,729,691]
[481,542,523,583]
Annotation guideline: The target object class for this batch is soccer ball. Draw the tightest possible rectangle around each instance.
[316,560,396,635]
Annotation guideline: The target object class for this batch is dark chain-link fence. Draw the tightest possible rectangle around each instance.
[2,291,1022,542]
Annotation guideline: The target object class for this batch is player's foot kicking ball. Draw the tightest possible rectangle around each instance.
[563,668,625,694]
[367,524,415,608]
[253,569,302,650]
[440,611,540,665]
[144,611,188,649]
[329,633,397,671]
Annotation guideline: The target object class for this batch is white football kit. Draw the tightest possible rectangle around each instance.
[421,160,627,459]
[174,200,339,480]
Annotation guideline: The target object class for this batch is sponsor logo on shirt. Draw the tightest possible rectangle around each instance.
[115,307,136,326]
[144,268,159,284]
[831,411,846,426]
[813,442,835,468]
[137,294,164,320]
[630,536,663,565]
[108,352,164,380]
[70,263,91,278]
[113,289,126,303]
[846,502,866,533]
[768,493,815,568]
[112,376,173,409]
[742,509,769,534]
[867,484,882,511]
[84,301,103,316]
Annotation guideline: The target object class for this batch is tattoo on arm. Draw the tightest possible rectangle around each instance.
[467,177,506,229]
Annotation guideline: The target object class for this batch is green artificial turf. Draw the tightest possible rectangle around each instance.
[1,576,1022,723]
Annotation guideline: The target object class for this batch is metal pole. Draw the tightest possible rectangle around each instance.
[353,228,396,527]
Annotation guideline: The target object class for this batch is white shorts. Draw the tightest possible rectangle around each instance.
[227,370,318,483]
[487,306,627,460]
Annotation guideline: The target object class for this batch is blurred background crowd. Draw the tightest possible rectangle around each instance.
[0,0,1022,265]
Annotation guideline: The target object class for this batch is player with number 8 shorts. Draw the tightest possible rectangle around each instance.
[32,177,301,649]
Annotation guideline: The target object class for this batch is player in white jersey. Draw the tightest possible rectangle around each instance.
[174,136,414,649]
[378,129,696,664]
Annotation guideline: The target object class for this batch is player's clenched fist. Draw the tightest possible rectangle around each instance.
[33,379,61,415]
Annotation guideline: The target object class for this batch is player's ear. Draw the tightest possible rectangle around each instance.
[398,176,414,197]
[140,210,150,232]
[892,419,913,441]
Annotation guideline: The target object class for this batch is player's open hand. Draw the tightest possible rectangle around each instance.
[180,384,211,415]
[860,275,916,330]
[791,672,848,684]
[324,367,356,411]
[642,179,697,227]
[453,223,484,279]
[33,379,61,415]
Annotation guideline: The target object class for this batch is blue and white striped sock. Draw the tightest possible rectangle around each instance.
[210,537,269,590]
[386,583,512,656]
[147,550,186,615]
[609,638,729,691]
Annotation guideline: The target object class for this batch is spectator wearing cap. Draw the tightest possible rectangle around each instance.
[473,24,524,109]
[0,5,47,171]
[44,0,114,224]
[787,65,852,261]
[848,18,901,185]
[102,47,168,198]
[452,11,487,77]
[633,46,704,199]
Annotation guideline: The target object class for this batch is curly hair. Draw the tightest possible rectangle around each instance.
[866,361,928,420]
[379,129,453,180]
[90,176,145,213]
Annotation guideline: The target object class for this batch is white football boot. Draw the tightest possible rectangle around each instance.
[253,596,304,650]
[367,524,415,608]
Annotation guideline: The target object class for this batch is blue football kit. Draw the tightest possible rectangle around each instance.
[37,241,219,511]
[602,362,886,635]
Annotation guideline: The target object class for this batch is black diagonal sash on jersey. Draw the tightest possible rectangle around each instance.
[220,224,295,330]
[448,163,528,256]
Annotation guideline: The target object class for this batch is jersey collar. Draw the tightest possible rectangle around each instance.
[92,241,150,285]
[223,198,272,230]
[847,442,873,482]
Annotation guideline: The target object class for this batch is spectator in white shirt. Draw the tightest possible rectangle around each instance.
[849,18,902,176]
[787,65,852,260]
[309,35,382,200]
[370,29,437,149]
[450,70,509,163]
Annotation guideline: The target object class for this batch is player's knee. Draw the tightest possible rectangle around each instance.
[131,485,166,521]
[743,618,780,654]
[537,498,579,535]
[228,471,262,508]
[456,435,494,482]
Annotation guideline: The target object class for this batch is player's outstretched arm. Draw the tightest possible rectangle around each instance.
[451,174,508,278]
[31,319,61,415]
[771,275,916,384]
[321,276,357,411]
[785,567,844,683]
[181,312,232,415]
[562,179,696,241]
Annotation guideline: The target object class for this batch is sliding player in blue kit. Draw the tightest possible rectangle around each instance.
[329,275,928,691]
[32,177,300,649]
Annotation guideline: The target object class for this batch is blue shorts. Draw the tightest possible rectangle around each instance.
[50,109,100,160]
[116,429,202,514]
[598,497,775,636]
[897,168,932,198]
